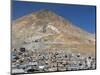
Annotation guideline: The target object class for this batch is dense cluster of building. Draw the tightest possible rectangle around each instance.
[11,48,96,74]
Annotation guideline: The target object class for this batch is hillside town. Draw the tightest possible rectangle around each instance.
[12,47,96,73]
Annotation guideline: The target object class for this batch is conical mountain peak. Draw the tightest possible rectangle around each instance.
[12,9,95,56]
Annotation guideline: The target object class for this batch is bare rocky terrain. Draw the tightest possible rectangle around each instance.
[11,9,96,74]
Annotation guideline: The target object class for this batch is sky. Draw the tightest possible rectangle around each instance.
[12,0,96,34]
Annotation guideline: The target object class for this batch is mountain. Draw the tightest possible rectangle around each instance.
[12,9,95,56]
